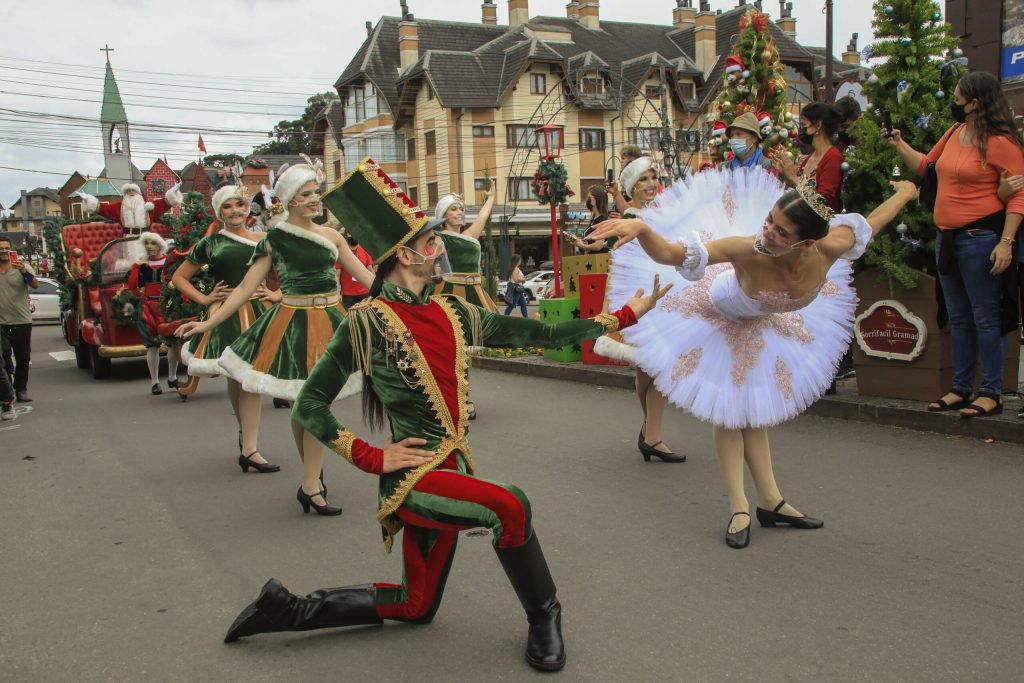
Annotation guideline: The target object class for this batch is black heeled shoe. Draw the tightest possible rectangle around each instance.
[296,486,342,516]
[151,383,162,395]
[167,377,179,389]
[638,426,645,451]
[756,500,823,529]
[640,440,686,463]
[725,512,750,549]
[238,451,281,473]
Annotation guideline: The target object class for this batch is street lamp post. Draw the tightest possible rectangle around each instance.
[534,123,564,298]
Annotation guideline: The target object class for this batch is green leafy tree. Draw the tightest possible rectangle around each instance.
[842,0,966,292]
[253,92,337,155]
[709,7,798,161]
[203,153,245,167]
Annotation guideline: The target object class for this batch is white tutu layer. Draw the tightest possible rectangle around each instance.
[608,167,866,429]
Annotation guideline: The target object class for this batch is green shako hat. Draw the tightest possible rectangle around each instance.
[321,157,438,264]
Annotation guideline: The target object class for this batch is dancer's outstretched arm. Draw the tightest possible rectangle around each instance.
[587,218,686,265]
[176,255,272,339]
[819,181,919,259]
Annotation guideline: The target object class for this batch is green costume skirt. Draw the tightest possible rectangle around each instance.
[438,279,499,313]
[182,298,270,377]
[218,300,361,401]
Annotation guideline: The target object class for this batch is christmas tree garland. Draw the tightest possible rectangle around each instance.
[158,191,216,342]
[531,156,574,206]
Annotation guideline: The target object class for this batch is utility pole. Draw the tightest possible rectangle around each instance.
[658,66,679,181]
[824,0,835,101]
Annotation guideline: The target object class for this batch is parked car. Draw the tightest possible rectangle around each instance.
[497,270,553,303]
[30,277,61,324]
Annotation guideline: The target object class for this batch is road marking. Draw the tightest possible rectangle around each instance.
[16,406,32,415]
[49,350,77,361]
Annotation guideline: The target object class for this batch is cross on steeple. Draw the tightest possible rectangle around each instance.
[100,44,114,63]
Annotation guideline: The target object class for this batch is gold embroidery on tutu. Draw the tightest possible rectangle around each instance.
[721,185,737,225]
[775,357,793,401]
[672,348,703,382]
[660,263,816,388]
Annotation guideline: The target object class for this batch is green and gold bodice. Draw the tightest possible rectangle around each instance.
[440,230,482,276]
[187,230,261,287]
[253,223,338,295]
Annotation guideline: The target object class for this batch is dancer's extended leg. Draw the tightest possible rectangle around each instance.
[713,426,750,532]
[741,427,802,517]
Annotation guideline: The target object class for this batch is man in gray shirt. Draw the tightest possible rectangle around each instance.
[0,237,38,403]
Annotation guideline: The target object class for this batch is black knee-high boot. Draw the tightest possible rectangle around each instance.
[223,579,382,643]
[494,531,566,671]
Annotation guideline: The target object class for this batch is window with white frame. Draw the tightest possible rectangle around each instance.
[472,125,494,137]
[579,128,605,150]
[508,177,533,201]
[627,127,661,150]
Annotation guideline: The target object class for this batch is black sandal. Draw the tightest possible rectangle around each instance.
[960,393,1003,419]
[927,389,972,412]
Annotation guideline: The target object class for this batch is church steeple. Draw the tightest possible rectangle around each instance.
[100,48,133,187]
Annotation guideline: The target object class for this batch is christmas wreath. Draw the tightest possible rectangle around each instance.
[530,156,574,206]
[111,287,140,327]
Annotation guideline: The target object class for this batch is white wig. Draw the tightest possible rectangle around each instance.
[434,193,465,222]
[212,184,250,219]
[619,156,655,196]
[138,231,168,255]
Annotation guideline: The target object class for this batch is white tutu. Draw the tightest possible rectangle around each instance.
[607,167,872,429]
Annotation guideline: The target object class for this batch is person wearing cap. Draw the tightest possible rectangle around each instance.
[173,184,281,475]
[596,157,686,464]
[177,160,375,517]
[221,157,670,672]
[720,112,773,172]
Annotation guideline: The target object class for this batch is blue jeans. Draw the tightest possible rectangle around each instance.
[936,229,1008,396]
[503,291,528,317]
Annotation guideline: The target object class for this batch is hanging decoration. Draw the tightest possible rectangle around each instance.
[530,156,574,206]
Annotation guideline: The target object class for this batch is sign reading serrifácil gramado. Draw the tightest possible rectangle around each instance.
[854,300,927,361]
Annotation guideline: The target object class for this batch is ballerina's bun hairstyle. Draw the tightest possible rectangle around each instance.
[775,189,829,241]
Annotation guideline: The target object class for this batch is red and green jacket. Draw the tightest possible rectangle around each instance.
[293,280,635,551]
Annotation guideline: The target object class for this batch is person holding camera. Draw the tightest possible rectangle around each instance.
[886,72,1023,418]
[0,237,37,404]
[567,185,612,253]
[503,254,529,317]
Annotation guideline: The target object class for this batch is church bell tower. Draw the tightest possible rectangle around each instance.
[100,46,133,187]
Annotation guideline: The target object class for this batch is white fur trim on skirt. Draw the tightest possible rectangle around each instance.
[217,346,362,402]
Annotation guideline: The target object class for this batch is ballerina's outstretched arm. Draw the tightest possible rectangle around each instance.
[818,181,919,260]
[587,218,749,267]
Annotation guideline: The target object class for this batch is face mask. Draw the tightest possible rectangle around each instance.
[797,126,815,145]
[403,244,453,282]
[728,138,751,157]
[950,100,969,123]
[585,199,593,211]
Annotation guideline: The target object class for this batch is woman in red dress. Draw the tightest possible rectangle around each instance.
[127,231,179,394]
[772,102,846,214]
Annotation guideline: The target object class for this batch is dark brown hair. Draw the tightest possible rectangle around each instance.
[775,188,829,241]
[958,71,1023,166]
[587,185,609,216]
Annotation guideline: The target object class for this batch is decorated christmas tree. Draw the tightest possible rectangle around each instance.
[159,191,216,341]
[842,0,966,291]
[708,7,799,161]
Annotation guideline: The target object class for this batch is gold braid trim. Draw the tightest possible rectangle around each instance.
[331,429,356,465]
[346,299,382,377]
[437,294,482,348]
[434,296,473,456]
[593,312,620,333]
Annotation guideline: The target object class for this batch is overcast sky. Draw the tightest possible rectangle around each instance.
[1,0,881,210]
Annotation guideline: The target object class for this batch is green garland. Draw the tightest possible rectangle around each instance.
[531,156,574,206]
[42,218,77,312]
[111,288,140,327]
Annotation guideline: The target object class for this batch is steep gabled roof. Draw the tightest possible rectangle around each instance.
[101,61,127,123]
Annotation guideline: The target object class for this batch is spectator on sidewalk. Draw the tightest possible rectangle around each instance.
[1,330,15,419]
[503,255,529,317]
[0,238,37,403]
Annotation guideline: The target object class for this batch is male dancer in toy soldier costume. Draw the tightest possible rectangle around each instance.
[224,159,669,672]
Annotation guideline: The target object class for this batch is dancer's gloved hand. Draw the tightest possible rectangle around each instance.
[625,274,673,319]
[255,284,282,303]
[585,217,648,247]
[175,319,210,339]
[382,437,436,473]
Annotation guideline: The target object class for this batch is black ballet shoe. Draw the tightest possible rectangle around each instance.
[726,512,750,549]
[297,486,342,516]
[151,383,163,395]
[238,451,281,474]
[167,377,179,389]
[640,440,686,463]
[273,398,290,409]
[756,500,824,529]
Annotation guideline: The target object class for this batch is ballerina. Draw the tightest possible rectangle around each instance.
[589,167,919,548]
[173,184,280,474]
[177,162,374,516]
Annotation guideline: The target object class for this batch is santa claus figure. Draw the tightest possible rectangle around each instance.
[79,182,183,235]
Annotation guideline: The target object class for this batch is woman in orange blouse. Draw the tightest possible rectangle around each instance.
[888,72,1024,417]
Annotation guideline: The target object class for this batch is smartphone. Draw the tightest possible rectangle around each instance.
[880,110,894,137]
[8,250,19,263]
[606,169,615,184]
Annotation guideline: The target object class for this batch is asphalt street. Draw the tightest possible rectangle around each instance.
[2,325,1022,682]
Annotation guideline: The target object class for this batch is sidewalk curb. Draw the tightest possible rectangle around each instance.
[472,356,1024,445]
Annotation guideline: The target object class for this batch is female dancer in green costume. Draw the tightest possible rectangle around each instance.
[178,163,374,516]
[174,184,280,474]
[434,181,498,419]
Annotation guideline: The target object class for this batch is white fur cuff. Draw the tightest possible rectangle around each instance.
[144,202,155,212]
[164,188,184,207]
[82,194,99,213]
[676,232,708,281]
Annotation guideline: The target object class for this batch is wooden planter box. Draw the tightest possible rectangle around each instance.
[852,269,1020,402]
